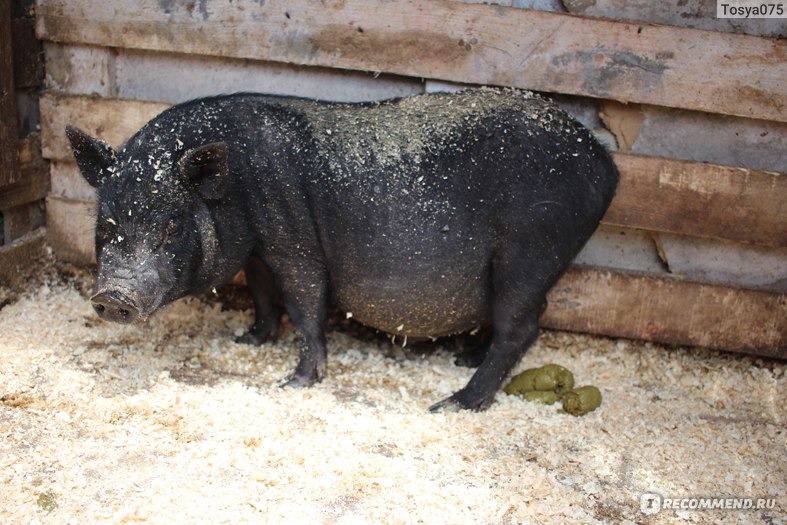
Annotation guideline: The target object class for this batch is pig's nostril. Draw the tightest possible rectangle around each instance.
[91,291,139,323]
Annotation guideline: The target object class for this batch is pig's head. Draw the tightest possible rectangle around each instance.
[66,125,232,324]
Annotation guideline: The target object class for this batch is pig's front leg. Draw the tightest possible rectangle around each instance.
[235,253,281,345]
[268,256,329,387]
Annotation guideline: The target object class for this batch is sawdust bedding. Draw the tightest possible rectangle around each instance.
[0,280,784,525]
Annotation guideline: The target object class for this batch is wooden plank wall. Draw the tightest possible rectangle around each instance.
[0,0,48,246]
[0,0,20,190]
[34,0,786,356]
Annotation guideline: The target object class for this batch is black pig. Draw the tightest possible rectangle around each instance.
[66,89,618,411]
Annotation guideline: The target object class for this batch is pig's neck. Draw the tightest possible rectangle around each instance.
[194,202,256,291]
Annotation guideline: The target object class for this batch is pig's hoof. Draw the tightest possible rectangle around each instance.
[428,397,466,413]
[280,367,322,389]
[235,325,277,346]
[428,391,493,412]
[281,375,314,389]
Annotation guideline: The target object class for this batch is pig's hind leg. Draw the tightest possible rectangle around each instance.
[430,251,548,412]
[235,255,282,345]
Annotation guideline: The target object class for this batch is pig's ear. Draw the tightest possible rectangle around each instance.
[178,142,229,200]
[65,125,116,188]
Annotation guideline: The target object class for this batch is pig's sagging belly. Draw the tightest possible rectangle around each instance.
[329,265,491,338]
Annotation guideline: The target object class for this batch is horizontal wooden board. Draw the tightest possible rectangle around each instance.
[606,154,786,248]
[543,265,786,358]
[562,0,786,39]
[40,92,787,248]
[36,0,787,122]
[625,105,787,175]
[42,43,425,105]
[657,233,787,292]
[39,93,169,160]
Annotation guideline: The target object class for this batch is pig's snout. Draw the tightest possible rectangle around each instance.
[91,291,139,324]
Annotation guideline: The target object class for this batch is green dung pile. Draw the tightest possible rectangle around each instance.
[504,364,602,416]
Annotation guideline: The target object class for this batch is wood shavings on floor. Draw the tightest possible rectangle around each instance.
[0,284,784,524]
